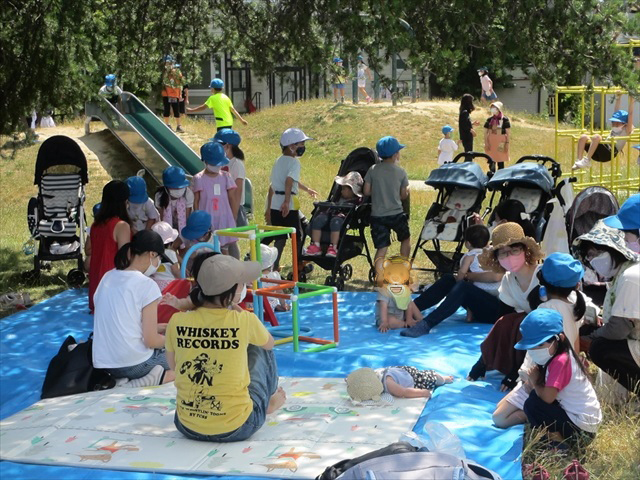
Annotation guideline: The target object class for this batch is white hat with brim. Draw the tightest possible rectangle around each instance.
[260,244,279,270]
[280,128,313,147]
[197,256,261,296]
[335,171,364,197]
[152,221,179,244]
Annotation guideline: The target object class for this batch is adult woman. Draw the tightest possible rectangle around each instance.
[467,222,544,390]
[576,217,640,394]
[93,230,175,386]
[458,94,479,158]
[87,180,131,312]
[484,101,511,171]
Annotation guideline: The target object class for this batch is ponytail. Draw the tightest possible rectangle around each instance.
[573,290,586,323]
[527,274,585,323]
[231,145,245,160]
[114,243,133,270]
[155,186,170,209]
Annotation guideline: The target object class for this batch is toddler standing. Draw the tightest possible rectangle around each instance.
[192,142,238,255]
[437,125,460,165]
[126,176,160,234]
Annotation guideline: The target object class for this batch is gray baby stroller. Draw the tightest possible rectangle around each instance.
[411,153,490,276]
[25,136,88,286]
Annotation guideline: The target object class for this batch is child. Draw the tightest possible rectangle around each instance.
[363,136,411,276]
[187,78,248,131]
[437,125,460,165]
[260,244,290,312]
[330,57,347,103]
[356,55,373,103]
[98,74,122,105]
[215,128,247,260]
[192,141,238,255]
[346,366,454,402]
[165,254,285,442]
[150,221,181,291]
[161,55,184,132]
[513,309,602,445]
[456,224,501,294]
[493,253,593,428]
[573,93,635,170]
[305,171,364,257]
[483,101,510,171]
[477,67,497,104]
[126,175,160,234]
[375,256,422,333]
[155,166,194,235]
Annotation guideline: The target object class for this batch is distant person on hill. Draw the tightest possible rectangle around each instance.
[477,67,497,105]
[330,57,347,103]
[356,55,373,104]
[437,125,460,165]
[99,74,123,105]
[187,78,248,131]
[458,94,480,159]
[161,55,185,133]
[484,101,510,171]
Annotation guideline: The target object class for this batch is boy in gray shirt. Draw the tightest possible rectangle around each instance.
[363,136,411,278]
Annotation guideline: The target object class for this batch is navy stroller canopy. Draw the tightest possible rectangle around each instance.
[425,162,488,191]
[486,163,554,194]
[34,135,89,185]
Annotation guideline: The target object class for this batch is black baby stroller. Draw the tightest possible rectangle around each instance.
[411,153,491,276]
[300,147,378,290]
[25,136,88,286]
[485,155,563,242]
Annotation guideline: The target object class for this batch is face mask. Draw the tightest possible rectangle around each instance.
[590,252,615,279]
[626,240,640,253]
[143,254,161,277]
[478,72,483,77]
[234,284,247,304]
[206,164,221,173]
[528,345,553,365]
[611,126,624,134]
[498,252,526,272]
[491,107,499,115]
[169,188,186,198]
[296,146,306,157]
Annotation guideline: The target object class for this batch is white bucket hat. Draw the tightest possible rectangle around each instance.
[151,221,179,244]
[260,244,279,270]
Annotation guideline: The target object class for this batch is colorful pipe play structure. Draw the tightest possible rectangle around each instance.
[213,225,340,353]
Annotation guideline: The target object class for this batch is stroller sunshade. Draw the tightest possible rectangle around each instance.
[34,136,89,185]
[487,163,554,194]
[425,162,488,190]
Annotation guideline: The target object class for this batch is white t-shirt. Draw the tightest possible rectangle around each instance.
[226,157,246,205]
[154,188,195,211]
[540,293,585,349]
[604,262,640,366]
[269,155,301,211]
[127,198,160,233]
[438,138,459,165]
[99,85,123,97]
[498,266,541,313]
[151,249,178,284]
[93,269,162,369]
[463,248,500,295]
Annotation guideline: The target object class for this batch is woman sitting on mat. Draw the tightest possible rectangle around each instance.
[166,253,286,442]
[93,230,175,387]
[401,225,503,337]
[466,222,544,391]
[493,253,596,428]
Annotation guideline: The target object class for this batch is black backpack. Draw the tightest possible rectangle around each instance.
[41,335,115,399]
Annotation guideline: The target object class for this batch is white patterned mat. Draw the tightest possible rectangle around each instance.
[0,377,427,478]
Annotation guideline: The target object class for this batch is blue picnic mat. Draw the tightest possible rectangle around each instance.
[0,289,523,479]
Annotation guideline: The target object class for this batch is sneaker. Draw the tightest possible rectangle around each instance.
[572,156,591,170]
[176,125,185,133]
[305,244,322,256]
[165,124,173,131]
[326,245,338,257]
[366,96,372,104]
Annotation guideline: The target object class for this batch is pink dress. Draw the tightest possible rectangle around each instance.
[192,170,237,246]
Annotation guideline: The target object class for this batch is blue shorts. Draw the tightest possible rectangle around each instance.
[333,83,345,89]
[482,91,498,101]
[106,349,169,379]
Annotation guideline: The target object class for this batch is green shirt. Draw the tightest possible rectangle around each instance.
[205,93,233,128]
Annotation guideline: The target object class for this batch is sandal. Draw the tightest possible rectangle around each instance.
[523,463,550,480]
[563,459,589,479]
[467,357,486,381]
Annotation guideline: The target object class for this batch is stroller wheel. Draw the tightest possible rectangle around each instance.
[341,264,353,280]
[324,276,335,286]
[67,269,86,288]
[335,276,345,291]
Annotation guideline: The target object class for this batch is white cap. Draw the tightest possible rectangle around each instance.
[280,128,313,147]
[260,244,278,270]
[151,221,179,244]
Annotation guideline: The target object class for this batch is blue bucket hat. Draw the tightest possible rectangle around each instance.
[515,309,564,350]
[633,145,640,151]
[200,142,229,166]
[541,252,584,288]
[164,54,174,63]
[162,166,190,189]
[603,193,640,231]
[376,136,405,158]
[442,125,454,134]
[608,110,628,124]
[104,74,116,87]
[125,176,149,204]
[333,57,343,63]
[181,211,212,240]
[214,128,241,146]
[210,78,224,89]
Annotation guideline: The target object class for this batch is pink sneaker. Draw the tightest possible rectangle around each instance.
[326,245,338,257]
[305,244,322,255]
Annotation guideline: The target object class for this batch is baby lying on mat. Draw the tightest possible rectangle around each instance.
[346,366,454,401]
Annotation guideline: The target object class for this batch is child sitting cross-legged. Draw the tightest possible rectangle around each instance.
[165,253,286,442]
[305,171,364,257]
[346,366,454,402]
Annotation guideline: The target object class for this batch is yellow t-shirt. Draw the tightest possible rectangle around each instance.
[204,93,234,128]
[165,308,270,435]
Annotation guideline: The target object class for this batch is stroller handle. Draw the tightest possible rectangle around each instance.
[452,151,493,164]
[516,155,562,178]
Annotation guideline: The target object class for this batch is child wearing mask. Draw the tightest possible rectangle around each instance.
[155,166,194,235]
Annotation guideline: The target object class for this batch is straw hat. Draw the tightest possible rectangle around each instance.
[346,368,383,402]
[479,222,543,272]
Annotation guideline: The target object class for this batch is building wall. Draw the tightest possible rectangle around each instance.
[494,67,545,115]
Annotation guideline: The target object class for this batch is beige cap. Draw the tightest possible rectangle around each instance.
[196,255,261,296]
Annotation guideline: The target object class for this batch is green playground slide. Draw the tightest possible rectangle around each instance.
[85,93,202,181]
